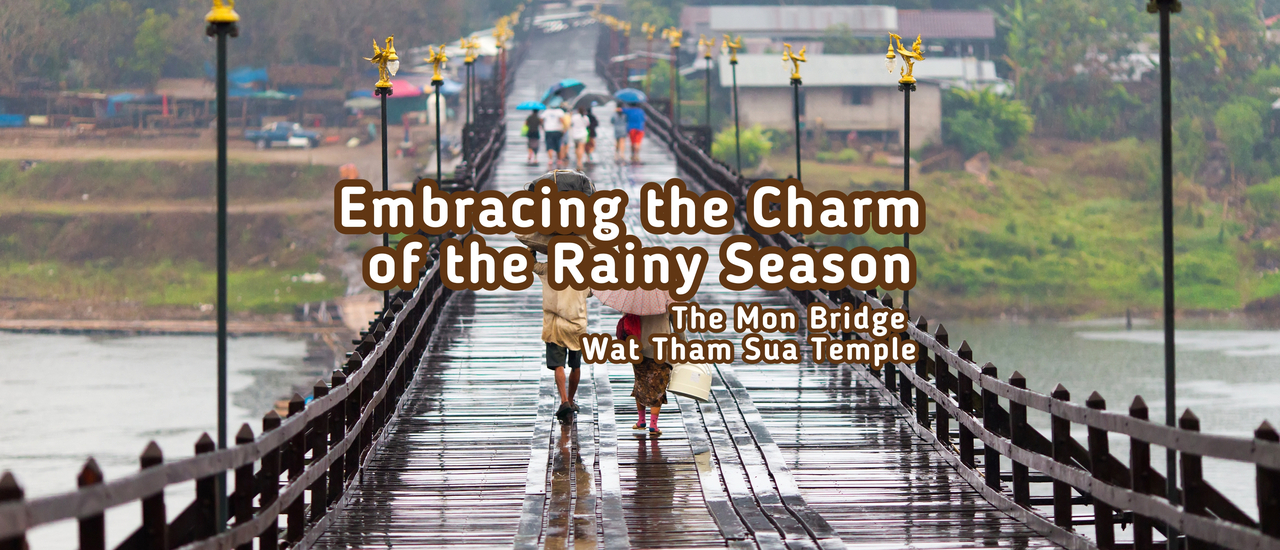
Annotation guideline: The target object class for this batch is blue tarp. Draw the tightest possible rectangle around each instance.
[0,114,24,128]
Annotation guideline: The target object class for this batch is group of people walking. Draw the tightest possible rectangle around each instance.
[524,102,647,169]
[525,170,672,436]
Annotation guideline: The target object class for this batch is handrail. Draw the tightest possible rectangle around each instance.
[593,23,1280,550]
[0,28,522,548]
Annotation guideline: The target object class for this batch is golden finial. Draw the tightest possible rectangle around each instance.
[425,44,448,83]
[462,37,479,64]
[886,33,925,85]
[782,43,806,82]
[365,36,399,89]
[622,22,632,35]
[493,23,509,50]
[642,22,657,41]
[698,35,716,60]
[723,34,743,64]
[662,27,683,49]
[205,0,239,23]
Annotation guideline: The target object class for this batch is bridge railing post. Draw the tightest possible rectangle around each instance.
[934,325,950,445]
[882,294,897,393]
[1051,384,1073,530]
[1180,410,1207,550]
[0,473,23,550]
[1257,421,1280,538]
[1010,372,1031,508]
[1086,392,1114,549]
[193,434,218,539]
[957,342,975,468]
[285,393,305,545]
[260,411,281,550]
[914,317,929,428]
[1128,397,1153,550]
[140,442,167,550]
[232,425,255,550]
[981,363,1001,491]
[344,352,362,484]
[77,458,106,550]
[328,370,347,506]
[309,380,330,523]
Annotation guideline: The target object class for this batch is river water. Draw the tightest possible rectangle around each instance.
[0,332,321,548]
[2,321,1276,545]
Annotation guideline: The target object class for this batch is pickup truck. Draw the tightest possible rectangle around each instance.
[244,122,322,149]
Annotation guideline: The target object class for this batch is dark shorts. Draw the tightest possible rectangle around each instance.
[544,131,564,153]
[546,342,581,370]
[527,136,540,151]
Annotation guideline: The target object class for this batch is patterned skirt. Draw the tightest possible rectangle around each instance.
[630,357,672,407]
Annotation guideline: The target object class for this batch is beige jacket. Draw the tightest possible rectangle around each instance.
[533,262,590,350]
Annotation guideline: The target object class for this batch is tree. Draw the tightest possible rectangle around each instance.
[821,24,880,55]
[626,0,682,30]
[943,87,1034,154]
[1214,100,1264,183]
[712,124,771,169]
[130,8,171,88]
[0,0,70,91]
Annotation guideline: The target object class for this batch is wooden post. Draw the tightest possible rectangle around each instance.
[194,433,217,539]
[309,380,329,522]
[140,442,168,550]
[232,424,255,550]
[286,393,305,544]
[981,363,1000,490]
[1130,396,1153,550]
[0,472,26,550]
[1051,384,1072,530]
[329,370,348,506]
[345,353,362,483]
[883,295,897,393]
[1086,392,1114,549]
[1009,372,1030,507]
[77,458,106,550]
[935,325,950,445]
[914,317,930,429]
[1180,409,1206,550]
[260,411,281,550]
[1257,420,1279,538]
[957,341,975,468]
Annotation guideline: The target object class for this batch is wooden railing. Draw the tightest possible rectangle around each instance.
[595,30,1280,550]
[0,22,528,549]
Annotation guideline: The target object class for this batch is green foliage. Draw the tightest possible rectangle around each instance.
[942,88,1033,156]
[945,110,999,157]
[711,124,771,169]
[1214,100,1265,183]
[129,8,171,87]
[1173,117,1207,179]
[814,149,862,164]
[625,0,682,29]
[1246,178,1280,226]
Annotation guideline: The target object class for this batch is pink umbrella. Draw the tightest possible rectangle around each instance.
[389,80,422,97]
[593,287,676,316]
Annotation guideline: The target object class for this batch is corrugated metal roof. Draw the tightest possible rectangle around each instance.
[709,6,897,34]
[719,54,1001,87]
[897,10,996,40]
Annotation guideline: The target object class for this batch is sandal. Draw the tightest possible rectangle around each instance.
[648,427,662,437]
[632,421,646,430]
[571,403,580,413]
[556,403,574,423]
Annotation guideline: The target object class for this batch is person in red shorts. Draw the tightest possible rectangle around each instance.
[622,104,646,164]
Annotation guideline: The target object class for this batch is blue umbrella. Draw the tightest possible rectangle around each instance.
[517,101,546,110]
[438,79,465,96]
[541,78,587,104]
[614,88,647,104]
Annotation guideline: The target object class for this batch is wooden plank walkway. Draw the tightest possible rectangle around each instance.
[312,26,1060,550]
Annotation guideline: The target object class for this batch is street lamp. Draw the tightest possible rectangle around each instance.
[494,18,513,92]
[425,44,447,184]
[782,43,805,182]
[203,0,238,530]
[886,33,922,315]
[1147,0,1182,546]
[366,36,398,312]
[724,35,743,174]
[698,35,715,131]
[662,27,683,145]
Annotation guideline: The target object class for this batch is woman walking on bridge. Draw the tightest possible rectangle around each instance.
[619,312,678,436]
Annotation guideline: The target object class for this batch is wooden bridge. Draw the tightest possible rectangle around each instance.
[2,17,1279,550]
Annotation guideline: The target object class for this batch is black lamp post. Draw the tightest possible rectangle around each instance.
[699,35,714,130]
[426,44,448,183]
[886,33,923,314]
[725,35,742,174]
[204,0,238,529]
[783,44,805,182]
[1148,0,1182,545]
[367,37,399,312]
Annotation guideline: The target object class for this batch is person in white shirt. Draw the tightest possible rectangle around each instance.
[567,107,591,170]
[540,106,567,169]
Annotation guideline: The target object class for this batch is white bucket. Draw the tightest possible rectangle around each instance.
[668,363,712,402]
